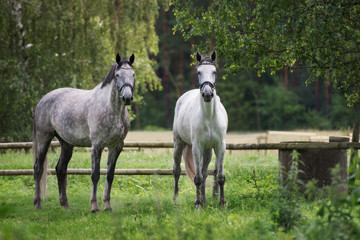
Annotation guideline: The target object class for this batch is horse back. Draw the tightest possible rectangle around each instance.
[34,87,93,146]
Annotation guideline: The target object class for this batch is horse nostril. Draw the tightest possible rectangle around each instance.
[131,96,133,101]
[122,96,126,101]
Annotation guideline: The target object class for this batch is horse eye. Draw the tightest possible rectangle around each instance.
[197,72,201,76]
[133,73,135,77]
[213,71,217,75]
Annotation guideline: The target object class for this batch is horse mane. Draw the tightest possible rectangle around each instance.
[101,59,134,88]
[196,56,218,68]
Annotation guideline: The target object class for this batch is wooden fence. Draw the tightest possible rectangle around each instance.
[1,141,360,176]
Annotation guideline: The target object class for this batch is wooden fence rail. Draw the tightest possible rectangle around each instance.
[2,141,360,176]
[1,141,360,150]
[0,169,194,176]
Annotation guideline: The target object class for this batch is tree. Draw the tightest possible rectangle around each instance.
[173,0,360,104]
[173,0,360,179]
[0,0,169,140]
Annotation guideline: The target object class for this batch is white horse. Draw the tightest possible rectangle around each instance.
[173,51,228,210]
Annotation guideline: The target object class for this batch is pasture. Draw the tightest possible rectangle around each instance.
[1,147,332,240]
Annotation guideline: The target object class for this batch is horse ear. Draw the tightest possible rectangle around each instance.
[129,53,135,65]
[196,52,202,62]
[211,51,216,61]
[102,65,116,88]
[116,53,121,64]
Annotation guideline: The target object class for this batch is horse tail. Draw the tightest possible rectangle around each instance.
[183,145,195,183]
[33,123,48,199]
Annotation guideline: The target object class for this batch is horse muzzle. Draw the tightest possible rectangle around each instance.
[119,84,134,105]
[122,94,133,105]
[200,83,214,102]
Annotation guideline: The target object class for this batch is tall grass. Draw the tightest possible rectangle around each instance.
[0,150,358,239]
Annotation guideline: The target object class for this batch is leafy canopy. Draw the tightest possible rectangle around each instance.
[173,0,360,105]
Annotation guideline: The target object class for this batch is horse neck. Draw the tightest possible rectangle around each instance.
[200,90,217,119]
[96,81,126,117]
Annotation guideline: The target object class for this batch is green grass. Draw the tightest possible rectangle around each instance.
[0,150,338,239]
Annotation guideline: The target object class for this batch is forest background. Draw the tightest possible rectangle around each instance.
[0,0,355,142]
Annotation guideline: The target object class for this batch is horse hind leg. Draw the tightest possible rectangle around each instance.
[33,132,53,210]
[55,136,73,208]
[173,134,185,201]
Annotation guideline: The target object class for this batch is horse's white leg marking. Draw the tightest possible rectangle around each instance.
[56,140,73,208]
[90,143,104,212]
[103,145,122,211]
[192,142,204,210]
[214,140,226,208]
[201,149,212,205]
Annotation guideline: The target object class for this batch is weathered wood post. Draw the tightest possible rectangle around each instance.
[279,137,349,191]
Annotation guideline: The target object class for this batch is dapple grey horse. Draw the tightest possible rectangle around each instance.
[173,51,228,210]
[33,53,135,212]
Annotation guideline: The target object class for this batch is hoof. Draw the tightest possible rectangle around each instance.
[104,207,112,212]
[34,203,41,210]
[34,199,41,210]
[60,200,69,209]
[91,208,100,213]
[195,204,201,211]
[91,201,100,212]
[220,200,226,209]
[194,199,202,211]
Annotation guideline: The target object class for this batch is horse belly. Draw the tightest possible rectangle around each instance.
[53,116,91,147]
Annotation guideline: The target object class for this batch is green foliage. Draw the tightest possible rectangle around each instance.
[0,0,169,141]
[298,166,360,240]
[173,0,360,105]
[258,85,307,130]
[270,150,304,232]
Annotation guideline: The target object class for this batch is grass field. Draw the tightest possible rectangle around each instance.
[0,149,358,239]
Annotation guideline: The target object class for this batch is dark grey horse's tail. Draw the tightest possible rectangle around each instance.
[33,123,48,199]
[183,145,195,183]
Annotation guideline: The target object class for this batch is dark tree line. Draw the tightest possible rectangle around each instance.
[0,0,355,142]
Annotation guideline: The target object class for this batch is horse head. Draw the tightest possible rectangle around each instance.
[102,53,135,105]
[196,51,217,102]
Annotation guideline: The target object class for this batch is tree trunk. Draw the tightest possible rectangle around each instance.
[315,80,320,110]
[284,67,288,89]
[161,7,171,128]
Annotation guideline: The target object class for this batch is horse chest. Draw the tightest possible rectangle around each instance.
[194,120,222,149]
[99,112,129,146]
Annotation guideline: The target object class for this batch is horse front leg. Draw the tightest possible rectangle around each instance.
[192,144,203,210]
[214,141,226,209]
[90,143,104,212]
[201,149,212,206]
[103,145,122,211]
